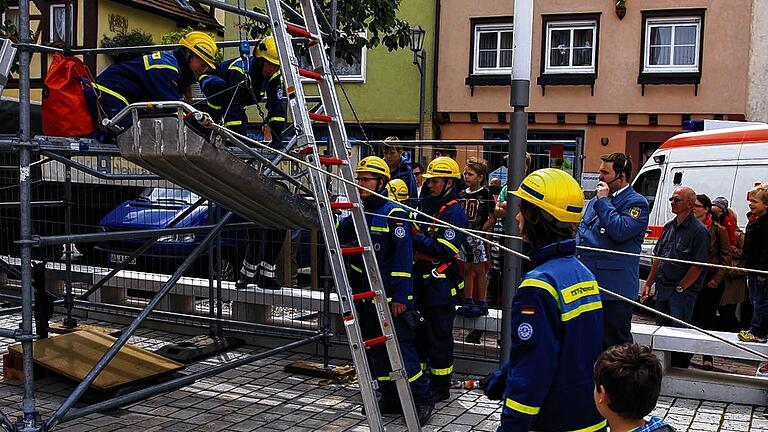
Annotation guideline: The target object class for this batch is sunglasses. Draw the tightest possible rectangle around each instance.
[668,197,682,203]
[413,171,422,176]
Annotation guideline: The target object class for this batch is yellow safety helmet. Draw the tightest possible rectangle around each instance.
[422,156,461,179]
[179,31,218,69]
[255,36,280,65]
[355,156,391,181]
[512,168,584,223]
[386,179,409,203]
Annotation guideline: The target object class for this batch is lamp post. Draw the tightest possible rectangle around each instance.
[410,24,426,140]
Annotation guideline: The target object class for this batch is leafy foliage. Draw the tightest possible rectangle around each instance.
[161,26,224,63]
[246,0,413,65]
[101,29,154,63]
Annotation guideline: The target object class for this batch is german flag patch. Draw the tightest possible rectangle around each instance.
[521,306,536,315]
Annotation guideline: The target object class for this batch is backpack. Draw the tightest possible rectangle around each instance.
[42,54,96,137]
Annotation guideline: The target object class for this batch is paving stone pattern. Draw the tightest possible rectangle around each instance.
[0,314,765,431]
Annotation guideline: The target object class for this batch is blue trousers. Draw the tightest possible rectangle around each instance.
[358,303,432,406]
[655,286,697,368]
[415,304,456,393]
[602,299,634,349]
[748,276,768,338]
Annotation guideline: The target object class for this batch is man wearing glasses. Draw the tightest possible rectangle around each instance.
[642,186,709,367]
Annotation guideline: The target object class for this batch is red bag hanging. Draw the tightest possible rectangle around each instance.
[42,53,95,137]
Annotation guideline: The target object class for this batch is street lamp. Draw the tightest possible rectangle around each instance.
[410,24,427,140]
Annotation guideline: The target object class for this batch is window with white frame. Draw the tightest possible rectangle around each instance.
[545,20,597,74]
[472,23,513,74]
[1,7,20,28]
[643,17,701,73]
[295,35,366,82]
[49,4,73,44]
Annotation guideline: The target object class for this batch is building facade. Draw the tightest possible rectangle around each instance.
[436,0,753,180]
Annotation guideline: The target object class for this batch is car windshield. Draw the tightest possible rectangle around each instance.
[139,188,201,205]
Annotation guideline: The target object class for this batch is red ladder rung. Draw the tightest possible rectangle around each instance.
[364,335,389,348]
[309,112,333,123]
[298,147,314,155]
[330,202,355,210]
[286,24,313,39]
[341,246,366,255]
[352,291,377,301]
[299,68,322,81]
[318,156,344,165]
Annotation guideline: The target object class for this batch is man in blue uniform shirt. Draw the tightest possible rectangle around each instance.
[381,136,418,207]
[198,35,286,148]
[484,168,606,432]
[93,31,218,133]
[413,156,468,403]
[577,153,649,348]
[337,156,434,424]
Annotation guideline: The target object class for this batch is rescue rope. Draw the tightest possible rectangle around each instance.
[371,212,768,278]
[198,113,768,365]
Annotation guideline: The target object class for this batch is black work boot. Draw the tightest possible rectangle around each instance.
[235,277,253,290]
[256,274,282,290]
[417,402,434,425]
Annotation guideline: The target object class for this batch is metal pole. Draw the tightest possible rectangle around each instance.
[418,49,427,140]
[63,159,76,327]
[17,0,41,426]
[45,213,233,430]
[501,0,533,365]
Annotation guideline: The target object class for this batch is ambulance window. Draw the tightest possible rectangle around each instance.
[635,168,661,212]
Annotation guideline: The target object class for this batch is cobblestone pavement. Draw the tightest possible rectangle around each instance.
[0,314,766,431]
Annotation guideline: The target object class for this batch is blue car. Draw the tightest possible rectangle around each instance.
[97,187,315,282]
[96,187,249,281]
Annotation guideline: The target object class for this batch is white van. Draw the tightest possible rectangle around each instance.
[632,125,768,274]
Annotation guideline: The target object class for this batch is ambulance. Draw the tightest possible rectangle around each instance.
[633,122,768,274]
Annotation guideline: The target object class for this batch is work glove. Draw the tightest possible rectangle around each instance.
[196,112,214,128]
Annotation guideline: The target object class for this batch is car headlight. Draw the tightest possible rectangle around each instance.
[158,233,196,243]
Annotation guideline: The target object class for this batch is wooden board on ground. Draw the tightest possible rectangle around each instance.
[284,359,355,380]
[8,330,183,391]
[48,322,121,337]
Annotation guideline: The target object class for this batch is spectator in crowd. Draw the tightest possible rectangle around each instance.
[381,136,418,206]
[642,187,709,368]
[488,177,502,198]
[483,168,605,432]
[738,184,768,344]
[720,209,748,332]
[712,196,737,249]
[690,194,731,370]
[593,344,675,432]
[577,153,649,348]
[434,143,457,160]
[413,162,424,188]
[457,157,492,318]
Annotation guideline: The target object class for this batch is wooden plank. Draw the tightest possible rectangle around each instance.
[48,322,121,337]
[8,330,184,391]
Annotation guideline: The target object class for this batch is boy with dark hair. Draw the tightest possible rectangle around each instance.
[593,343,675,432]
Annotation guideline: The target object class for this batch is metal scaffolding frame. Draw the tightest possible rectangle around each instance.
[0,1,336,430]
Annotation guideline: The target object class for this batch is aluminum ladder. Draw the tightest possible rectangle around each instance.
[264,0,421,430]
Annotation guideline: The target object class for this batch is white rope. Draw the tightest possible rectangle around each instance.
[200,115,768,363]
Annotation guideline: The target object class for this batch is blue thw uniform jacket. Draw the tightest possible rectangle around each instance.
[198,56,286,146]
[413,193,468,306]
[485,239,606,432]
[577,186,649,301]
[94,50,195,114]
[337,196,414,308]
